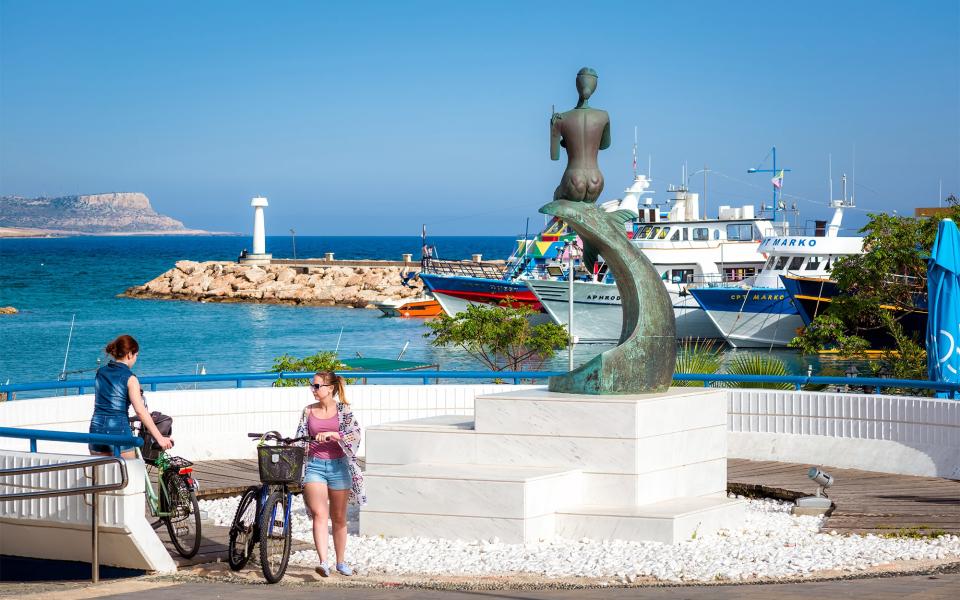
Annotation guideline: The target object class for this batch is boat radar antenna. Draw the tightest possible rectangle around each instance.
[747,145,792,224]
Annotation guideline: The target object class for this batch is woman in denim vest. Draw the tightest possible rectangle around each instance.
[89,335,172,459]
[295,371,365,577]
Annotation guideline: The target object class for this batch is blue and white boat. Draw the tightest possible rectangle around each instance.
[689,197,863,347]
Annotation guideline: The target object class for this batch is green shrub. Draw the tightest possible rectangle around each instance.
[724,354,793,390]
[270,351,350,387]
[673,338,723,387]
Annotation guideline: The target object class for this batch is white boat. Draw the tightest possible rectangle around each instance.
[689,196,864,348]
[527,177,773,342]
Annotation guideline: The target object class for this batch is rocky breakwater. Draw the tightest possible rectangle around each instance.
[123,261,424,308]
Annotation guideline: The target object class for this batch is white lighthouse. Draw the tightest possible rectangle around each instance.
[242,196,272,265]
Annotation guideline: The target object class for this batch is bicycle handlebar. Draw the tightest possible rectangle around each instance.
[247,432,311,445]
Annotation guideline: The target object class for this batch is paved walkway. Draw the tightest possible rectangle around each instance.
[41,570,960,599]
[192,458,960,535]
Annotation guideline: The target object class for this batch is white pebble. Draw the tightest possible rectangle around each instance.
[198,496,960,582]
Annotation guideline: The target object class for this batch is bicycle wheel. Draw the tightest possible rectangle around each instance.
[162,471,202,558]
[258,489,292,584]
[228,486,260,571]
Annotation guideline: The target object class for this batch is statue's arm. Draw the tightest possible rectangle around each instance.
[550,112,562,160]
[600,118,611,150]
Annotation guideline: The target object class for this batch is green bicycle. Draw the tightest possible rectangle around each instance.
[141,450,202,558]
[131,404,201,558]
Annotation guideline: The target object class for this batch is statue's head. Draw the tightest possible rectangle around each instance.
[576,67,598,101]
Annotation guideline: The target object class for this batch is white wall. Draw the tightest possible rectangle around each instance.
[2,385,957,477]
[727,389,960,479]
[0,384,536,460]
[0,450,176,572]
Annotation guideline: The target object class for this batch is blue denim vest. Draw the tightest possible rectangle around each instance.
[93,360,133,417]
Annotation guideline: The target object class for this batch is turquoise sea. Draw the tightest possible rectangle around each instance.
[0,235,848,389]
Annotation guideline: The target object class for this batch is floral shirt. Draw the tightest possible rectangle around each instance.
[295,401,367,507]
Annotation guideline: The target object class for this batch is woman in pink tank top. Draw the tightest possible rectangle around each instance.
[297,371,363,578]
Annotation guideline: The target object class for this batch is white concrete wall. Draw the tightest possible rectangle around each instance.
[0,384,536,459]
[1,385,957,477]
[0,450,176,572]
[727,389,960,479]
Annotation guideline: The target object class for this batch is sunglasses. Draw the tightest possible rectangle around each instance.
[310,383,334,390]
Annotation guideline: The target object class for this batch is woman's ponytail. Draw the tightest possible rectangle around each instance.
[316,371,349,404]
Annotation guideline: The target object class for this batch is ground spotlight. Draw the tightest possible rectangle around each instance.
[791,467,835,516]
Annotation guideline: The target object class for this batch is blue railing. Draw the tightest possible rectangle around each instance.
[0,370,957,398]
[0,427,143,456]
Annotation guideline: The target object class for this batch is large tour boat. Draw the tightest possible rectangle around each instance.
[527,176,772,342]
[689,197,863,348]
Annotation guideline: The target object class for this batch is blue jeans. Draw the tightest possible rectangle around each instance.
[303,457,351,490]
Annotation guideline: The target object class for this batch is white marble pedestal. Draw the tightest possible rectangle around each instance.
[360,387,744,544]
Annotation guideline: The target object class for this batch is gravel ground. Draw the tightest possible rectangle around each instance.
[200,495,960,584]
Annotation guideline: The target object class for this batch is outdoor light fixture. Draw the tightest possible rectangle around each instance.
[791,467,834,516]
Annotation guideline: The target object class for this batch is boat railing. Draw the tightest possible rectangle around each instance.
[684,274,759,289]
[420,258,507,279]
[760,224,861,238]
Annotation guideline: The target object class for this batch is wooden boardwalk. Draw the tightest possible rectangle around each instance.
[192,458,960,536]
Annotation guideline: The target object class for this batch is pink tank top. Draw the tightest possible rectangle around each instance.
[307,411,346,459]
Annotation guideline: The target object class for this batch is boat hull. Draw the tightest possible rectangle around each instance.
[689,287,804,348]
[419,274,540,309]
[526,279,722,342]
[375,298,443,318]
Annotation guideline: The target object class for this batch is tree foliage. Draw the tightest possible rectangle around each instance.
[424,303,569,372]
[789,198,960,371]
[270,351,349,387]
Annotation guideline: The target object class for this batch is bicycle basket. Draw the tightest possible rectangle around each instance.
[256,445,304,484]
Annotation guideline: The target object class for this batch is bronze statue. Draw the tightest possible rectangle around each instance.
[550,67,611,203]
[541,68,676,395]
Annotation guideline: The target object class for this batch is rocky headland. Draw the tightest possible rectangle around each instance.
[0,192,211,236]
[123,261,426,308]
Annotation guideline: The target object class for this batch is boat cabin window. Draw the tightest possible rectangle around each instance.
[774,256,790,270]
[724,267,757,281]
[682,228,689,241]
[763,256,776,270]
[670,229,681,241]
[637,225,652,239]
[658,227,670,240]
[726,224,754,241]
[693,227,709,241]
[671,269,694,284]
[788,256,804,271]
[806,256,822,270]
[714,229,721,240]
[648,226,661,240]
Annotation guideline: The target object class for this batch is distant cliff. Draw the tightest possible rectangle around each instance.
[0,193,192,234]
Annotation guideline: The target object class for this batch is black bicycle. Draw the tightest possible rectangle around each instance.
[227,431,310,583]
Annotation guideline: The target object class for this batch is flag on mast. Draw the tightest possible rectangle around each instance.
[771,170,784,189]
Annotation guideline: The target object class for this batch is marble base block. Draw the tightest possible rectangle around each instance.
[360,388,743,543]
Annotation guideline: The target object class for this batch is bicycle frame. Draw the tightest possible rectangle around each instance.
[257,483,294,537]
[139,449,175,519]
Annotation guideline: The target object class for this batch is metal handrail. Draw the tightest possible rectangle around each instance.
[0,427,143,454]
[1,370,957,398]
[0,455,129,583]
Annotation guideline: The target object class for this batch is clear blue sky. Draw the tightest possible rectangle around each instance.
[1,0,957,235]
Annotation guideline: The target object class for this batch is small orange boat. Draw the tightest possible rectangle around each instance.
[375,297,443,318]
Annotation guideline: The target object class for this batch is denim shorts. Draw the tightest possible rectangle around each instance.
[88,414,137,454]
[303,456,351,490]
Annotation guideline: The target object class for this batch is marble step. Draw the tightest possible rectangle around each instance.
[360,462,582,543]
[556,496,747,544]
[474,388,728,438]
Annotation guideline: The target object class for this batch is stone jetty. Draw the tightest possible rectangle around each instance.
[122,260,426,308]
